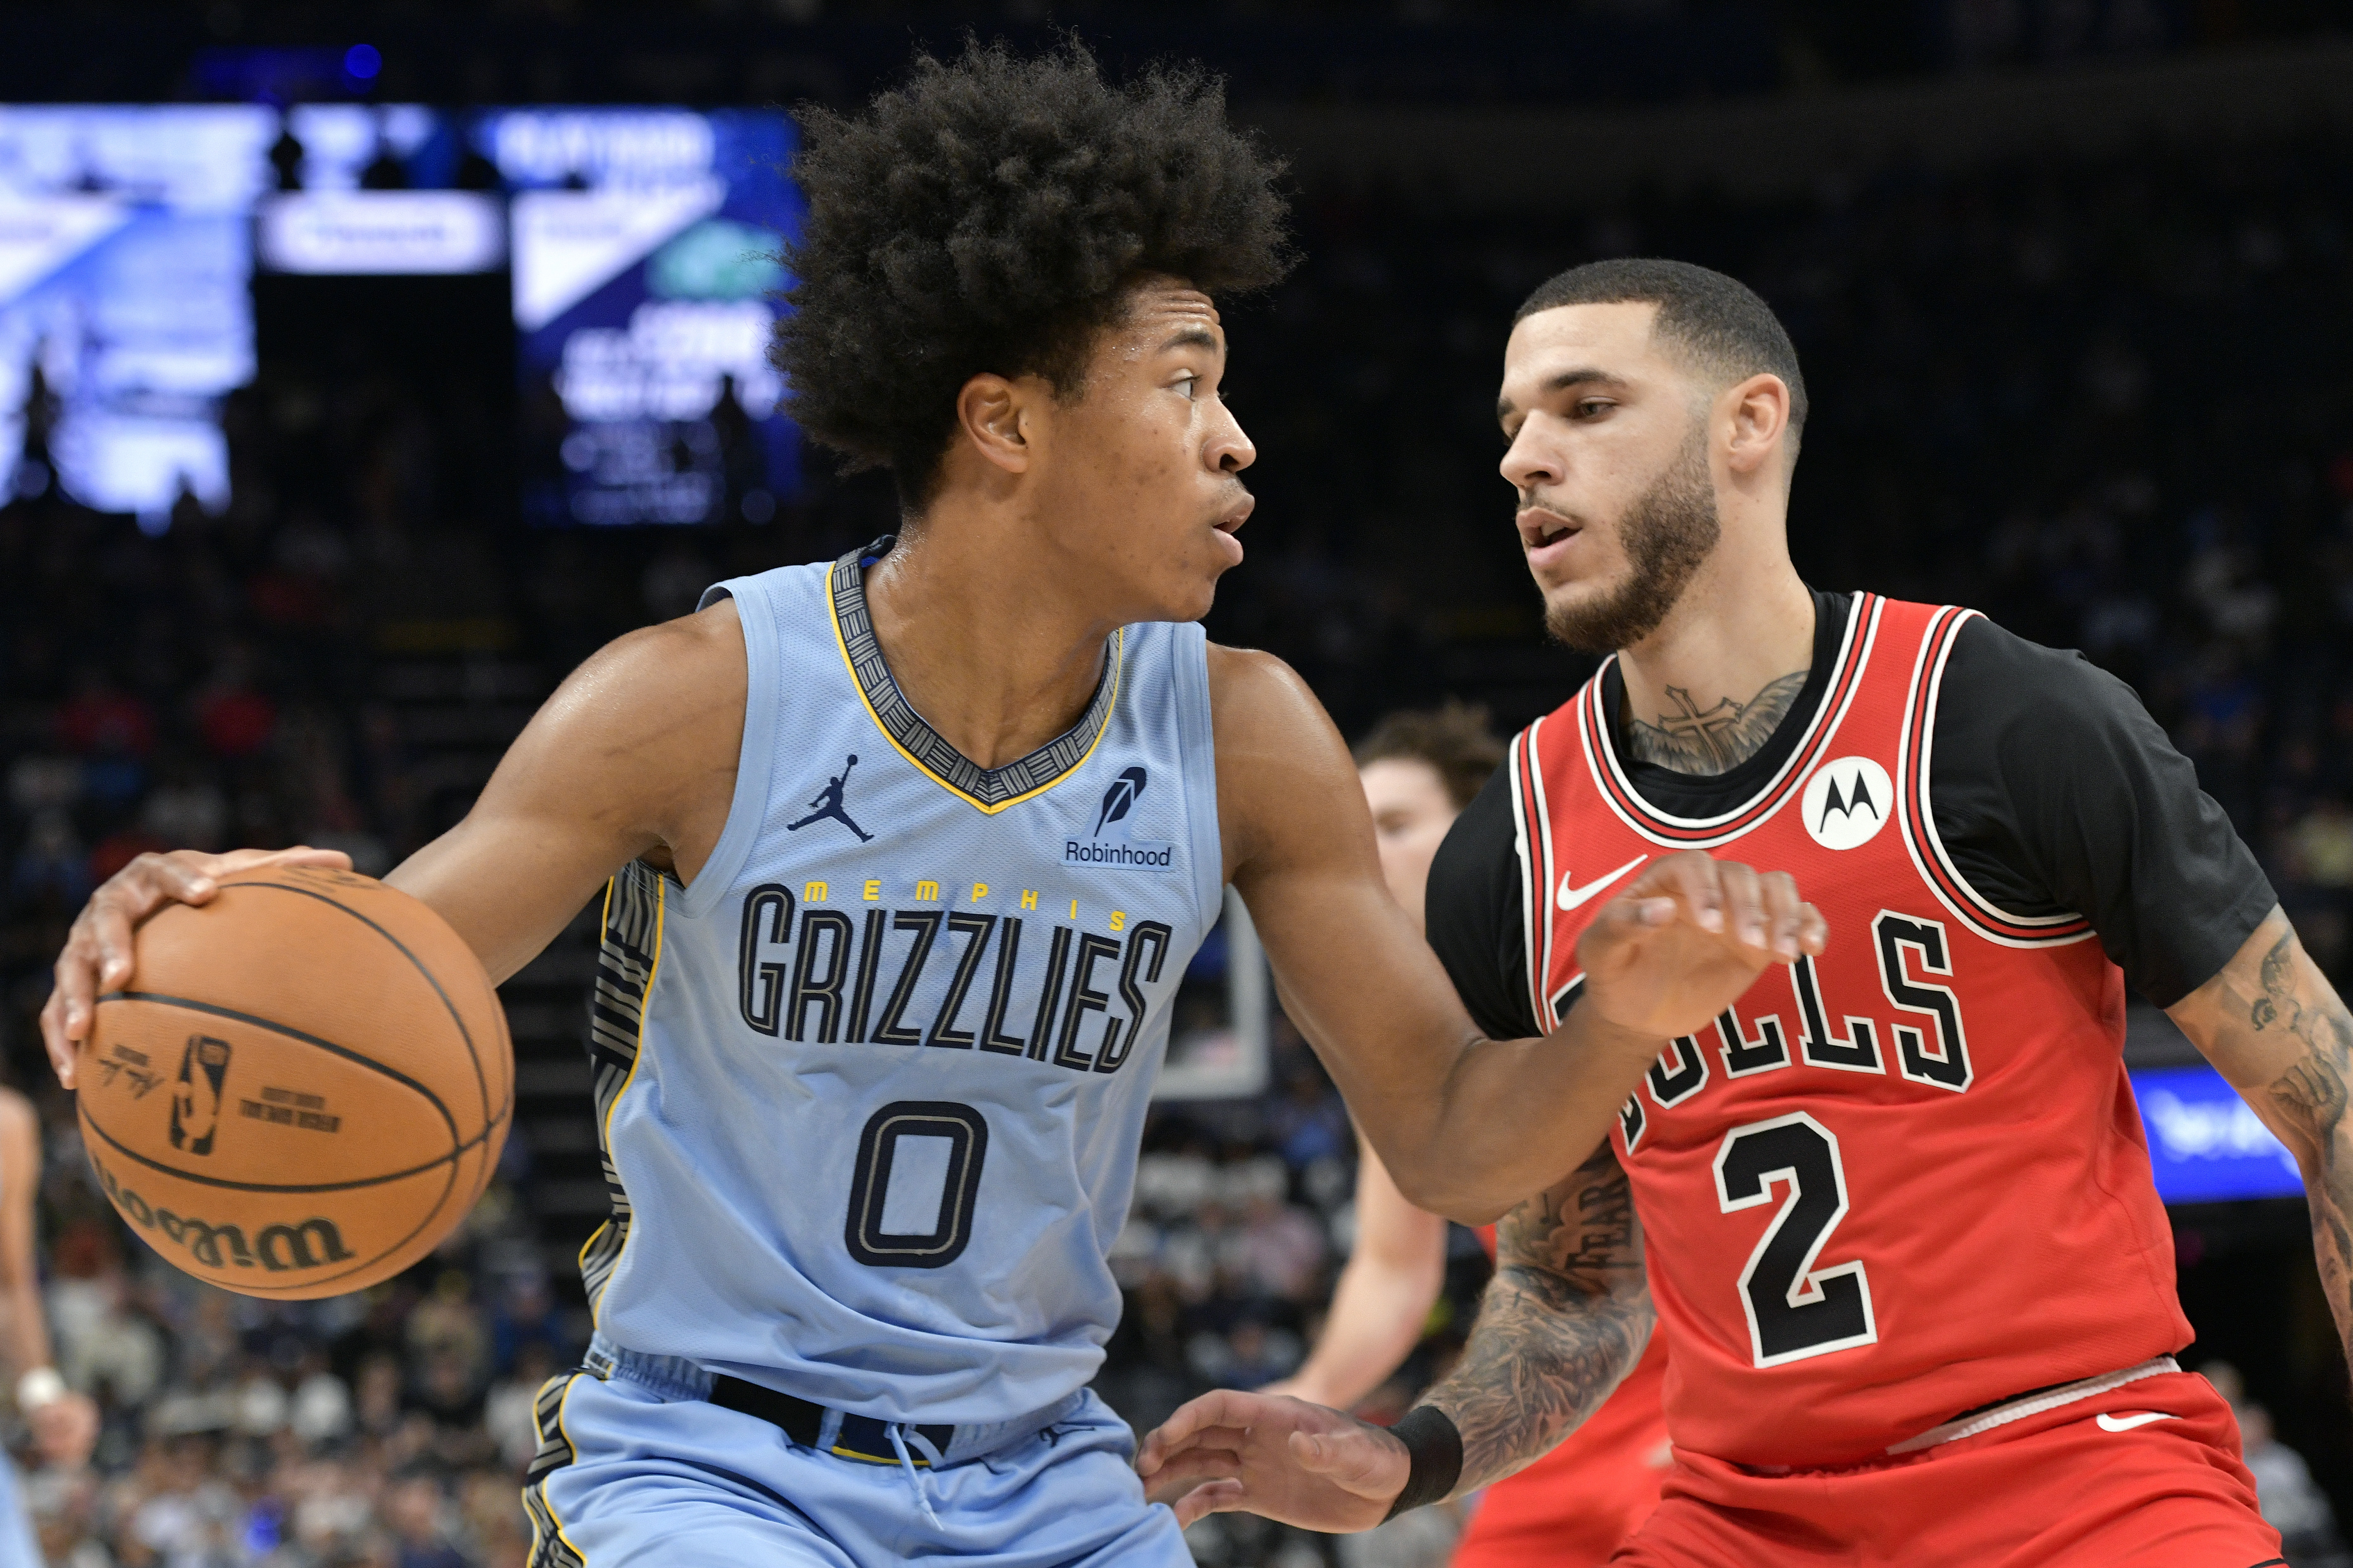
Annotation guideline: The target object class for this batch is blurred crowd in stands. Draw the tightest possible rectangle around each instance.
[0,121,2349,1563]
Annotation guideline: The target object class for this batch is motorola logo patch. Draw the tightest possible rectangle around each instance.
[1800,757,1892,851]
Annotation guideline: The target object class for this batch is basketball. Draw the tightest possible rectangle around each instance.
[75,865,513,1300]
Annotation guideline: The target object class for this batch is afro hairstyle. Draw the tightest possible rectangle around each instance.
[772,39,1292,507]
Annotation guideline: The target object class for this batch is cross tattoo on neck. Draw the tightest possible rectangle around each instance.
[1655,687,1744,764]
[1624,671,1809,777]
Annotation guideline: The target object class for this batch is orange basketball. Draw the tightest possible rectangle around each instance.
[77,865,513,1299]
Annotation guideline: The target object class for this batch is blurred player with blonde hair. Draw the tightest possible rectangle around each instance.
[0,1087,96,1568]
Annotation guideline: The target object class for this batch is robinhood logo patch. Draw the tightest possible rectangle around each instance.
[1069,765,1175,873]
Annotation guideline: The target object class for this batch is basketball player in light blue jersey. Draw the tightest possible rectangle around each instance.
[43,43,1826,1568]
[0,1087,98,1567]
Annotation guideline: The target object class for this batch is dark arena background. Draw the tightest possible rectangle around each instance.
[1,3,2351,1564]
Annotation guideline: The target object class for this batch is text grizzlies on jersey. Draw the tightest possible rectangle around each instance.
[738,883,1177,1074]
[1068,763,1177,872]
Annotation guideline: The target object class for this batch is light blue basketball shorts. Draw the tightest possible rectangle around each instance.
[522,1337,1190,1568]
[0,1455,38,1568]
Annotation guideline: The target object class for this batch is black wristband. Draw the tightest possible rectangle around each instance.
[1381,1405,1464,1521]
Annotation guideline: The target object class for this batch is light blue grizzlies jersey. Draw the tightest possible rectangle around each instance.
[578,539,1223,1426]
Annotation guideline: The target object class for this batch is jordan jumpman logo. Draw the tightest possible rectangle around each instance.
[787,754,873,842]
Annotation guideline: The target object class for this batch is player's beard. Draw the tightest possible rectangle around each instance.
[1542,425,1721,655]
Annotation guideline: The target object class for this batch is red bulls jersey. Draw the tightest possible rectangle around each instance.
[1510,595,2190,1469]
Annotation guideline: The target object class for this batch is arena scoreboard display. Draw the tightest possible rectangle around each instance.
[490,108,803,526]
[0,103,800,529]
[0,106,274,526]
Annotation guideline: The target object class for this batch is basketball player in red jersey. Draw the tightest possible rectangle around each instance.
[1140,259,2351,1566]
[1269,704,1669,1568]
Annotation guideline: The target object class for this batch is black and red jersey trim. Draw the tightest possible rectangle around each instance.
[1897,604,2095,947]
[1506,718,1559,1029]
[1572,595,1885,848]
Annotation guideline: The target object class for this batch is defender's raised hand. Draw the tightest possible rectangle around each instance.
[1577,850,1824,1041]
[1135,1389,1407,1533]
[39,845,355,1089]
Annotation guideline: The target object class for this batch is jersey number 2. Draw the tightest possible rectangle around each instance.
[1713,1112,1877,1367]
[845,1101,989,1269]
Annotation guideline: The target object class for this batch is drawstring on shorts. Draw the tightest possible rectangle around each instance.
[886,1422,946,1531]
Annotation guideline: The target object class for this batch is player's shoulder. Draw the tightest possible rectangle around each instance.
[1204,641,1314,713]
[549,598,747,726]
[1936,608,2153,732]
[492,597,751,822]
[1203,642,1347,756]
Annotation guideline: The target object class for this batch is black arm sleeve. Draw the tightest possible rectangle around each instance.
[1930,618,2277,1007]
[1425,763,1541,1041]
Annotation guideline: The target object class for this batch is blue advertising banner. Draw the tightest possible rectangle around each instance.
[0,106,275,527]
[2131,1063,2305,1206]
[491,108,804,526]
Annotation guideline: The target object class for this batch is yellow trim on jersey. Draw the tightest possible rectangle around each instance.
[538,1372,592,1568]
[831,1442,934,1467]
[575,876,622,1280]
[826,559,1123,815]
[586,871,665,1323]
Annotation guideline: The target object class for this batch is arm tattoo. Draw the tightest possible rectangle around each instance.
[1423,1149,1653,1492]
[1623,670,1808,775]
[2242,930,2353,1357]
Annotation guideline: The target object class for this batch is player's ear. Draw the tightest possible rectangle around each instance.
[1722,372,1791,478]
[956,372,1036,475]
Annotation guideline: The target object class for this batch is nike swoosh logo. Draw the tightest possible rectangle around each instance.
[2095,1411,2176,1433]
[1558,854,1650,911]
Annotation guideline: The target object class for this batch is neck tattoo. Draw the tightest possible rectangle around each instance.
[1623,670,1808,776]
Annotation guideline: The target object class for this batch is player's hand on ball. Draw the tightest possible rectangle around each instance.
[1135,1389,1408,1533]
[39,845,355,1088]
[1577,850,1825,1042]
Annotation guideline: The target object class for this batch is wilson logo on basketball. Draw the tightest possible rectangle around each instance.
[89,1152,357,1273]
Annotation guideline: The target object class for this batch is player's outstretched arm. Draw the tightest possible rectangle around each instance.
[1137,1147,1650,1529]
[40,602,749,1088]
[2167,906,2353,1387]
[1212,645,1826,1221]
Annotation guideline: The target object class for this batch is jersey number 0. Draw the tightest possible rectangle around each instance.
[845,1102,991,1268]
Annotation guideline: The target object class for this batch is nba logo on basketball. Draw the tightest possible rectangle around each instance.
[169,1035,233,1157]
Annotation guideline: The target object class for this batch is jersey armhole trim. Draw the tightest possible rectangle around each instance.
[1507,719,1555,1031]
[582,864,665,1322]
[679,574,785,921]
[1896,605,2096,948]
[1173,623,1225,935]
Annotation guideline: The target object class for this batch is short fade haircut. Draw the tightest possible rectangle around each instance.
[1515,258,1807,447]
[773,40,1292,507]
[1353,702,1506,812]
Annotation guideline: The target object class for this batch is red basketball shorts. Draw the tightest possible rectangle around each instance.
[1608,1366,2282,1568]
[1452,1422,1669,1568]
